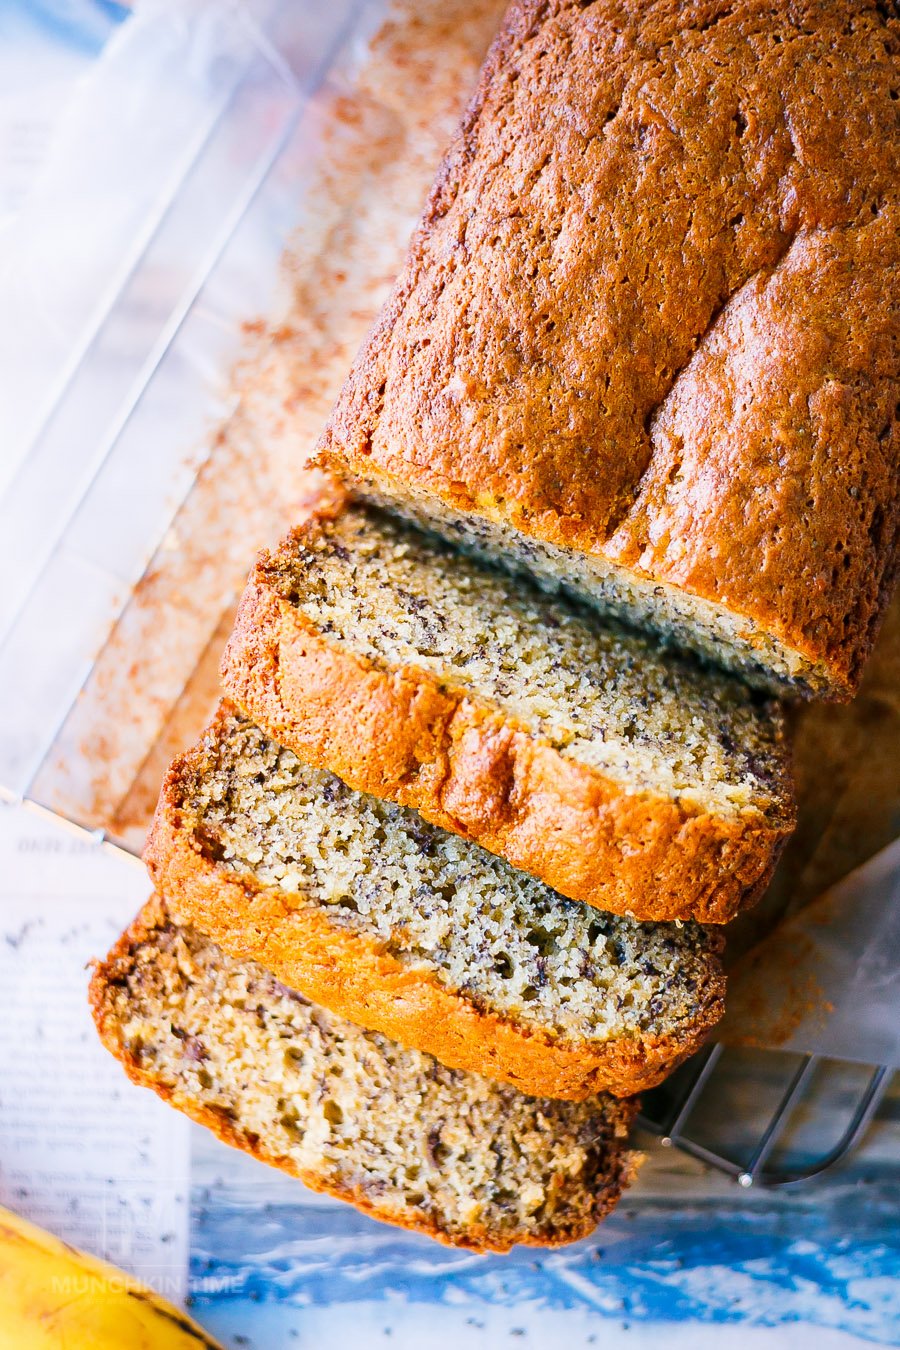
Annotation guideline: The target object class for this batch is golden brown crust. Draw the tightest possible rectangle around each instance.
[220,521,794,925]
[89,899,640,1253]
[141,730,725,1100]
[317,0,900,699]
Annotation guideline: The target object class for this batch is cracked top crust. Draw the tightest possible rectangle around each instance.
[318,0,900,697]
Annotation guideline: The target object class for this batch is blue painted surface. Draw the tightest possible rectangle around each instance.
[189,1158,900,1346]
[0,0,127,53]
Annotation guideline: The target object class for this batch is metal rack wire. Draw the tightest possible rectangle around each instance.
[639,1043,894,1186]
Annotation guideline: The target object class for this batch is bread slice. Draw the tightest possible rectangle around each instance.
[315,0,900,700]
[222,499,794,924]
[145,705,725,1100]
[90,898,640,1253]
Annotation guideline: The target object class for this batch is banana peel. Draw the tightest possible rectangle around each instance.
[0,1203,221,1349]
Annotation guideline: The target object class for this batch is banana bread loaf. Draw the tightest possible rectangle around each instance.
[144,705,726,1099]
[90,898,640,1252]
[223,499,794,924]
[316,0,900,699]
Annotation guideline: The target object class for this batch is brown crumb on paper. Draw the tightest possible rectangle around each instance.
[720,929,835,1050]
[31,0,507,849]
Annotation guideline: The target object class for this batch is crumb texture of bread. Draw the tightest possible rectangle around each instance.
[317,0,900,698]
[90,901,639,1252]
[222,502,794,922]
[259,506,789,814]
[145,707,726,1098]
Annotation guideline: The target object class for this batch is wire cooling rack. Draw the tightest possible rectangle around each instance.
[0,0,894,1187]
[639,1045,894,1187]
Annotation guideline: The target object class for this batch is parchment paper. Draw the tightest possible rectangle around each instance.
[721,592,900,1062]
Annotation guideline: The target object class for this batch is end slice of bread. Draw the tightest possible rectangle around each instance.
[145,705,726,1101]
[90,898,640,1253]
[222,498,795,924]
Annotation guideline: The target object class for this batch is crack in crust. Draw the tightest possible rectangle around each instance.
[316,0,900,697]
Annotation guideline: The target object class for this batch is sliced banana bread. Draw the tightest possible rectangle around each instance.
[222,499,794,924]
[315,0,900,700]
[145,705,725,1100]
[90,899,640,1253]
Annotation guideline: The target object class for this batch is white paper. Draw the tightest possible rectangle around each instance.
[0,801,191,1299]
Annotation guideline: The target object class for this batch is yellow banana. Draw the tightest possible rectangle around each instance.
[0,1203,221,1349]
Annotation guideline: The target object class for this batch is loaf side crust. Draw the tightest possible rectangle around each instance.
[89,898,640,1253]
[317,0,900,698]
[221,538,795,924]
[143,766,726,1099]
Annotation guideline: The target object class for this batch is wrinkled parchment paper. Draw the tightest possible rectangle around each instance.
[721,593,900,1061]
